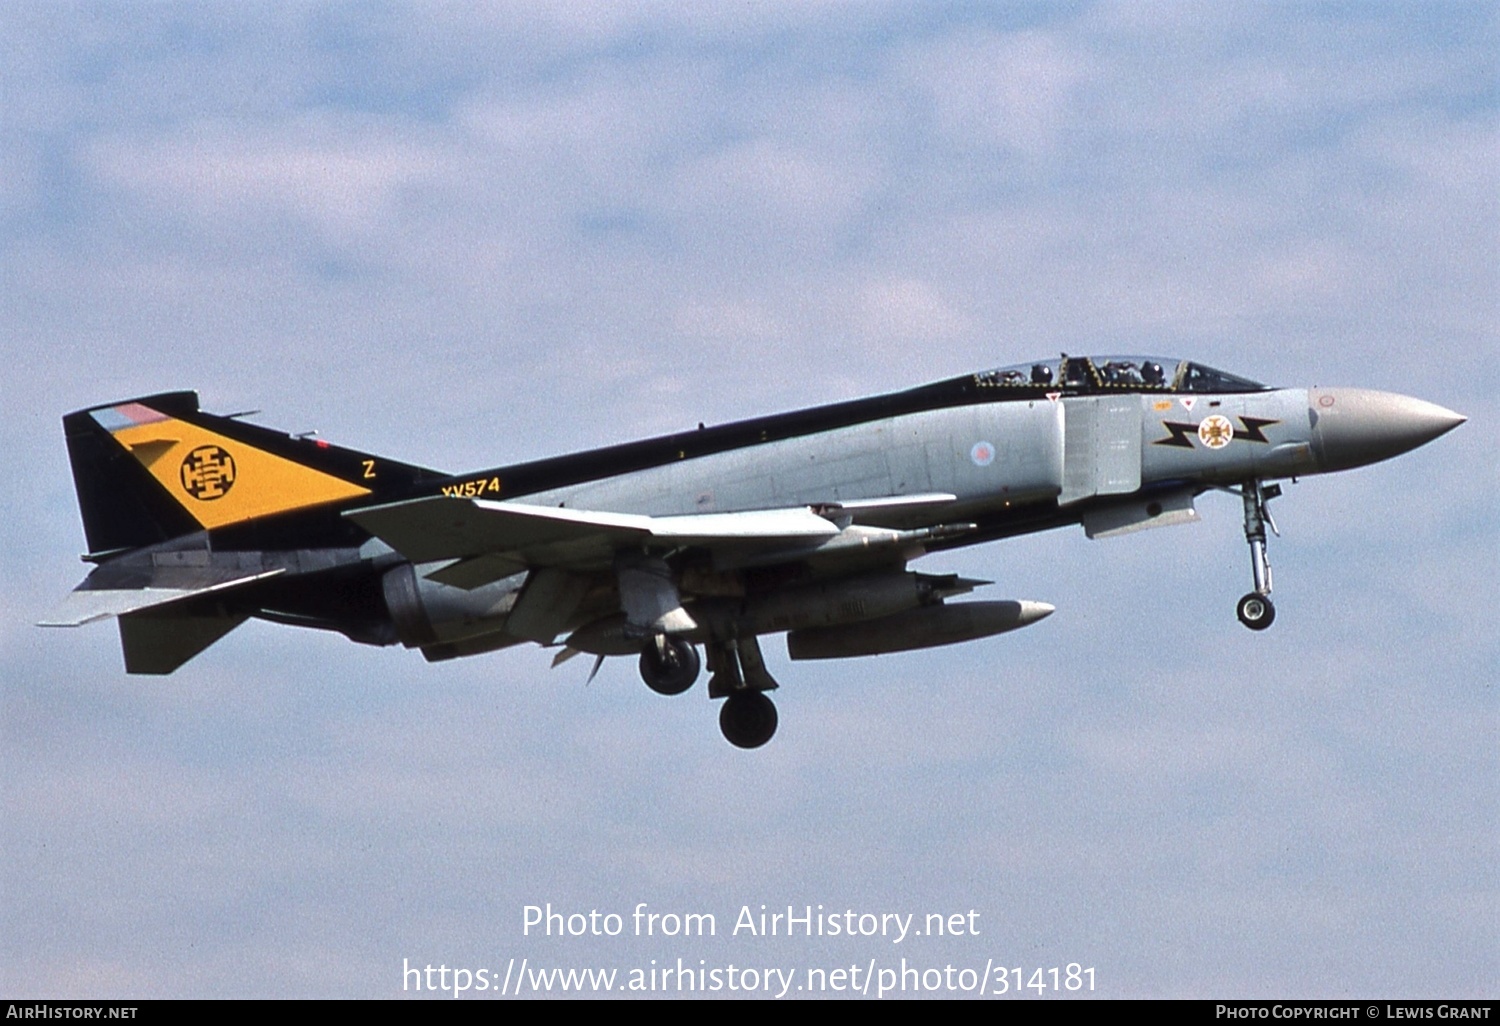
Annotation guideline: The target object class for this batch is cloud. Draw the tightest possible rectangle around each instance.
[88,118,448,238]
[3,1,1495,999]
[904,29,1092,163]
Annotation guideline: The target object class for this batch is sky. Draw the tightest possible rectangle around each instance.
[2,0,1496,1000]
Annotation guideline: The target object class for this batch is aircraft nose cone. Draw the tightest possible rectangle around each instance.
[1016,600,1056,626]
[1309,388,1466,473]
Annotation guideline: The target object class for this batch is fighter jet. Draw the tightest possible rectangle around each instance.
[42,355,1463,747]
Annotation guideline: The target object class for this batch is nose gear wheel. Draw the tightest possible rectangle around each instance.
[1236,592,1275,630]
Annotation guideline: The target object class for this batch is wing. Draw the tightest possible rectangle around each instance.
[347,492,972,648]
[344,493,961,589]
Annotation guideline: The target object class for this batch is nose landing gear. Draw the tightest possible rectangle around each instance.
[1235,480,1281,631]
[1236,591,1275,630]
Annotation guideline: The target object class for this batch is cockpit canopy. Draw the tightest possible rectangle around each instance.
[974,355,1268,394]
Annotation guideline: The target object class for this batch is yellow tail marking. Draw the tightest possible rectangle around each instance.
[111,417,372,529]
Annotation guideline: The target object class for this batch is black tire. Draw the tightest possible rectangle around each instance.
[719,691,778,749]
[638,637,700,695]
[1236,593,1276,631]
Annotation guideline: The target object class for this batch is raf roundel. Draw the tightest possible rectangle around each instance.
[180,445,237,500]
[1197,415,1235,450]
[970,441,996,467]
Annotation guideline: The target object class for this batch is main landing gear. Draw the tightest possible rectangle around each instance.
[634,633,780,748]
[638,635,700,695]
[705,635,780,749]
[1234,479,1281,631]
[720,691,778,750]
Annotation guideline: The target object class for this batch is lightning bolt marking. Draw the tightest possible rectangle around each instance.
[1154,422,1198,448]
[1237,416,1279,443]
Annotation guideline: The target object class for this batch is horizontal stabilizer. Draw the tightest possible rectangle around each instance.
[119,610,248,674]
[38,568,286,627]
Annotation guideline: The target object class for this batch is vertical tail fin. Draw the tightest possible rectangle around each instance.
[63,392,443,555]
[64,392,204,555]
